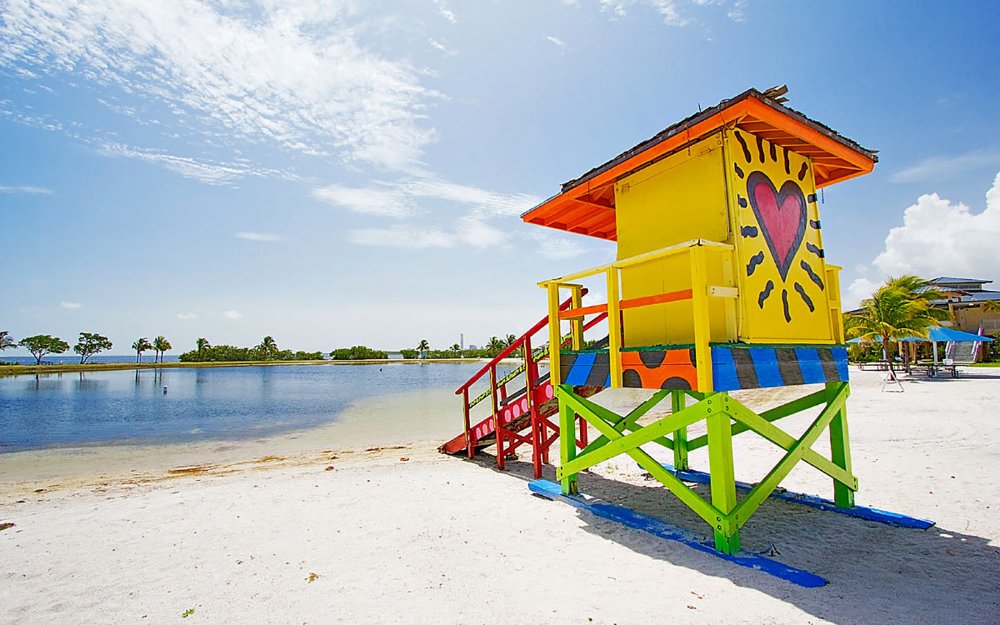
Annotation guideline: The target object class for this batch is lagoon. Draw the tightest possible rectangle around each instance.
[0,362,497,452]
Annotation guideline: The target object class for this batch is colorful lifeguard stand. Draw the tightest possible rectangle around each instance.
[518,88,878,553]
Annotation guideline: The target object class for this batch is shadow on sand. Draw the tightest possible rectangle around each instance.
[466,452,1000,625]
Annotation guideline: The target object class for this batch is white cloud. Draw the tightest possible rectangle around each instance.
[177,312,198,320]
[531,232,586,259]
[433,0,457,23]
[61,301,81,309]
[843,277,878,311]
[0,0,436,170]
[890,150,1000,183]
[314,177,540,219]
[545,36,568,51]
[0,185,52,194]
[223,310,243,320]
[350,216,506,250]
[312,184,413,217]
[235,231,283,242]
[584,0,745,26]
[401,179,540,217]
[102,143,293,185]
[727,0,748,21]
[865,170,1000,283]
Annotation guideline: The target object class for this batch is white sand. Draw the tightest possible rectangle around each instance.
[2,369,999,624]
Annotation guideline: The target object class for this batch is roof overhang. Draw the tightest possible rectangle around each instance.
[522,89,878,242]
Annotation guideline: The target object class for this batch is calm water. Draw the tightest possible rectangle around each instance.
[0,363,499,452]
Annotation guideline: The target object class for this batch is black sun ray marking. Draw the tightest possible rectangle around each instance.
[737,195,747,208]
[769,141,777,162]
[741,225,758,238]
[734,163,745,179]
[757,280,774,308]
[781,289,791,322]
[797,162,808,181]
[756,135,766,163]
[746,251,765,276]
[809,219,821,230]
[800,260,825,290]
[806,243,824,258]
[783,147,790,175]
[735,132,752,162]
[794,283,815,312]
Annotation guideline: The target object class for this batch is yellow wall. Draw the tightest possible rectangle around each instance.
[724,128,836,343]
[612,128,840,347]
[614,133,736,347]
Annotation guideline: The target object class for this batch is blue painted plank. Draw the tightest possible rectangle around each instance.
[749,348,785,388]
[564,352,596,386]
[794,348,827,384]
[831,346,850,381]
[528,479,828,588]
[659,464,935,530]
[710,347,741,392]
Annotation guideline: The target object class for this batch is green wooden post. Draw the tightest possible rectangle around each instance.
[827,382,855,508]
[706,394,739,554]
[559,389,578,495]
[671,390,689,471]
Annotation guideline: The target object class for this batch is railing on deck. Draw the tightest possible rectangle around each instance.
[454,291,606,468]
[540,239,736,393]
[540,238,845,393]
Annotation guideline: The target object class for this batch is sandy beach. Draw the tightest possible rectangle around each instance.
[2,369,999,625]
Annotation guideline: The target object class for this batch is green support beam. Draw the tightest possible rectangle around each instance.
[552,381,858,555]
[559,398,578,495]
[730,383,850,528]
[826,382,856,507]
[671,390,689,471]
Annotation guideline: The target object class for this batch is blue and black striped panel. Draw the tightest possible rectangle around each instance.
[561,352,612,388]
[711,346,848,392]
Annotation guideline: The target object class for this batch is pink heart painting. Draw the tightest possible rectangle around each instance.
[746,171,807,282]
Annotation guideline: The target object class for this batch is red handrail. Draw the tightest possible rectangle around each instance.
[454,290,586,395]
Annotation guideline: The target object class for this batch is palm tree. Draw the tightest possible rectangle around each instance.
[487,336,505,357]
[132,337,153,364]
[885,275,948,363]
[505,333,517,347]
[0,331,15,351]
[845,277,945,378]
[416,339,429,359]
[152,336,172,363]
[449,343,461,357]
[196,337,210,358]
[259,336,278,360]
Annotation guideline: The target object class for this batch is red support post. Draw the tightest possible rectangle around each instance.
[463,388,473,459]
[491,367,503,470]
[577,414,589,448]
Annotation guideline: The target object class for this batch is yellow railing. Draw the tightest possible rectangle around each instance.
[539,238,736,392]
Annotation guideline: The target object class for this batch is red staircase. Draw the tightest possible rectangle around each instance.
[439,294,606,478]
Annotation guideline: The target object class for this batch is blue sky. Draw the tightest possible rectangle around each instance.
[2,0,999,355]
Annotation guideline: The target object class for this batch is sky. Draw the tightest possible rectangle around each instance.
[2,0,999,355]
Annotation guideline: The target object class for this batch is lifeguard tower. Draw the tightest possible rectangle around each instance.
[443,87,880,556]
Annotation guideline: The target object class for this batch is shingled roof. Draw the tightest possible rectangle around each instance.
[522,88,878,242]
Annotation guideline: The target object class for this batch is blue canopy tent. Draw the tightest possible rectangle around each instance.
[848,326,993,365]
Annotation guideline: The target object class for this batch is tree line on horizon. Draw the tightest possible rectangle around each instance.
[0,331,175,365]
[1,328,537,367]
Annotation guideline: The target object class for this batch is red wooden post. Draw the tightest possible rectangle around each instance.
[491,367,504,470]
[463,388,473,459]
[578,414,589,448]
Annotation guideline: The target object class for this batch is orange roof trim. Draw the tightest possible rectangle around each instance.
[522,89,878,242]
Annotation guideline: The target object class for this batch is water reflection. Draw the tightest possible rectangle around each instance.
[1,362,481,452]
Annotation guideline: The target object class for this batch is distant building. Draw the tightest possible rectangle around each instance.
[928,276,1000,336]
